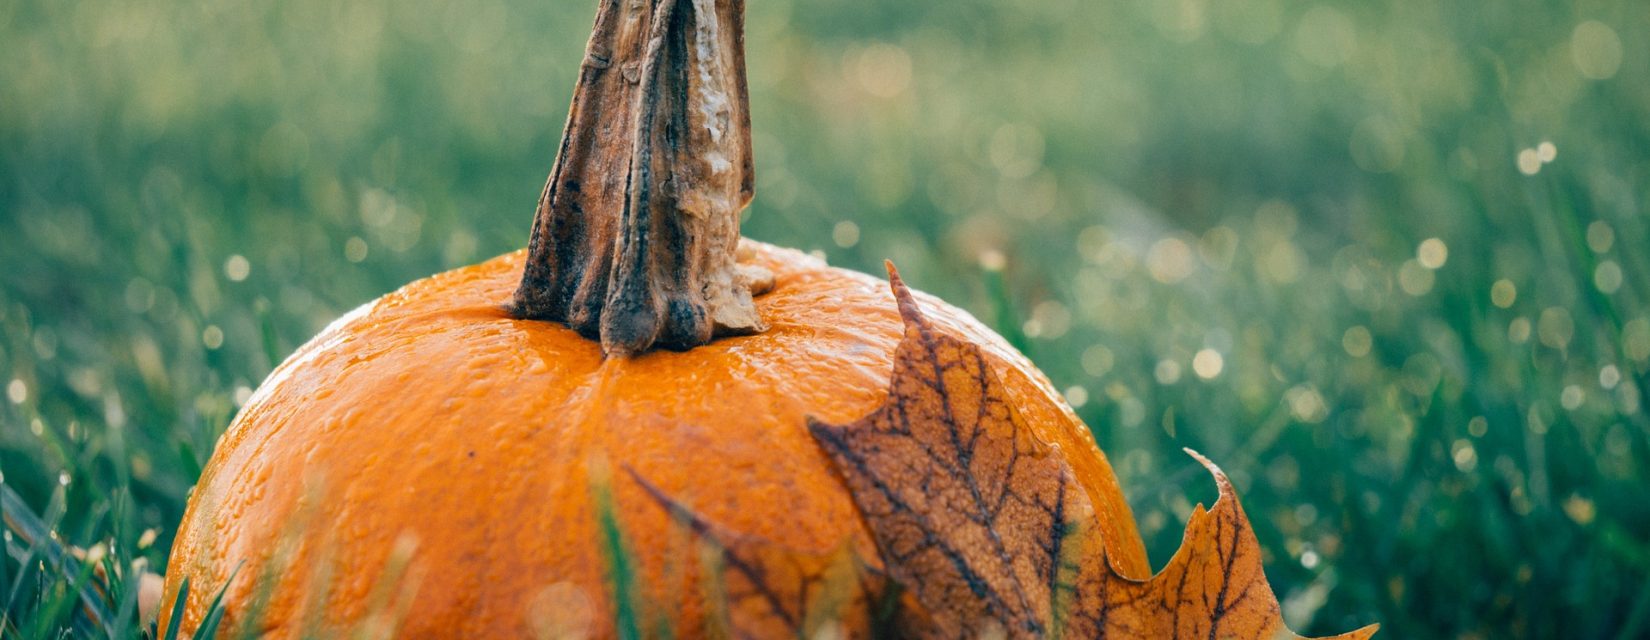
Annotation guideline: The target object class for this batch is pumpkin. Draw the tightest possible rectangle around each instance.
[159,0,1147,636]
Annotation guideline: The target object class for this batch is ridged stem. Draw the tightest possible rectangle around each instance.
[511,0,770,356]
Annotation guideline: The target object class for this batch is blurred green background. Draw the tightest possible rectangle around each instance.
[3,0,1648,637]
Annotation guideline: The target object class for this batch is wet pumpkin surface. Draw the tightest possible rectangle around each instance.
[161,241,1146,638]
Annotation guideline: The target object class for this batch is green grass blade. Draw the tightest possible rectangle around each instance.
[177,441,204,484]
[193,565,242,640]
[593,476,640,640]
[108,565,143,640]
[162,577,190,640]
[259,299,284,374]
[1,484,115,637]
[982,264,1031,358]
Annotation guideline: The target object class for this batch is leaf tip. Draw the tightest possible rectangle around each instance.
[805,416,858,470]
[1182,448,1235,500]
[627,466,726,545]
[621,465,662,502]
[882,261,926,330]
[804,415,841,440]
[1319,623,1381,639]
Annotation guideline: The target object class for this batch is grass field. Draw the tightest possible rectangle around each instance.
[3,0,1648,637]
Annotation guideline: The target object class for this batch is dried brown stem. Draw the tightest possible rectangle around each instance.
[511,0,770,356]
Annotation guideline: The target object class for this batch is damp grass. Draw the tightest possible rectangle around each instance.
[4,0,1650,637]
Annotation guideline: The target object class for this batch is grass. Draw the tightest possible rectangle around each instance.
[3,0,1649,637]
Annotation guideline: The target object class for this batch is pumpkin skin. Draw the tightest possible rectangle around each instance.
[160,240,1148,637]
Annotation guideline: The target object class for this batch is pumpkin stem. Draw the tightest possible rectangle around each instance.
[511,0,772,356]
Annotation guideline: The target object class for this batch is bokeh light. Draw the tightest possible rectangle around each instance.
[2,0,1647,637]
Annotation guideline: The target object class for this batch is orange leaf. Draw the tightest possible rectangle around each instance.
[807,264,1378,639]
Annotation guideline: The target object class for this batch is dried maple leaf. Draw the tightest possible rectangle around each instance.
[1058,450,1377,639]
[806,263,1379,639]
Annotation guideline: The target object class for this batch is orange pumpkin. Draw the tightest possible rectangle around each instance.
[160,0,1147,636]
